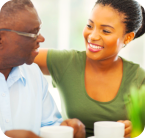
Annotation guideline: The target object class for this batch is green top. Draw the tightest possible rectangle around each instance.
[47,49,145,137]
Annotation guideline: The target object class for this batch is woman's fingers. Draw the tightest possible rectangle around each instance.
[117,120,132,137]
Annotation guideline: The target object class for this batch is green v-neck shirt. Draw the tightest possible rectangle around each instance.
[47,49,145,137]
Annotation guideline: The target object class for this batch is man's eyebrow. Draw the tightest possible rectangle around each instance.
[29,24,41,33]
[101,25,114,29]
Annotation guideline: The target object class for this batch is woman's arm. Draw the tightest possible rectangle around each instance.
[34,48,50,75]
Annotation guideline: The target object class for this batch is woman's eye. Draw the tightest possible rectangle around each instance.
[103,30,111,33]
[87,24,92,28]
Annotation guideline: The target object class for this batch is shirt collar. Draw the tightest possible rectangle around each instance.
[8,66,26,86]
[19,66,26,86]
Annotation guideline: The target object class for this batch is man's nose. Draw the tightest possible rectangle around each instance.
[37,33,45,42]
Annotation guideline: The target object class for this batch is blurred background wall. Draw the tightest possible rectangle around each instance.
[22,0,145,112]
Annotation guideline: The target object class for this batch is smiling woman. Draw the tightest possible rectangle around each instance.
[34,0,145,137]
[84,4,129,61]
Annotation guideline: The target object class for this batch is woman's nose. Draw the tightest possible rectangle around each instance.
[89,30,101,41]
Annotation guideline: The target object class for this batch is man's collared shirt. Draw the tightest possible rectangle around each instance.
[0,63,62,135]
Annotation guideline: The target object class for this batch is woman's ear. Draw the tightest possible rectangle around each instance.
[124,32,135,45]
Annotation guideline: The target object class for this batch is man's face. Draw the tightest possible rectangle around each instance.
[1,8,45,68]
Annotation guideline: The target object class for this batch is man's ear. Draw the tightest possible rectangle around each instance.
[124,32,135,45]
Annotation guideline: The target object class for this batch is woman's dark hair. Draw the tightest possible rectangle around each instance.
[95,0,145,39]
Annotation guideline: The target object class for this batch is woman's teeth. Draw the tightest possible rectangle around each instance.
[89,44,103,49]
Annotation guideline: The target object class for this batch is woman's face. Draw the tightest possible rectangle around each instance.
[83,4,126,61]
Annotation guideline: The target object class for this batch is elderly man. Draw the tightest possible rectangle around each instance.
[0,0,85,138]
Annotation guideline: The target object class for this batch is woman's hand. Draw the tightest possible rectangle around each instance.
[117,120,132,138]
[61,118,86,138]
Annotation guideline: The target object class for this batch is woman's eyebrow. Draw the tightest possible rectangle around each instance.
[101,25,115,29]
[89,19,94,23]
[88,19,114,29]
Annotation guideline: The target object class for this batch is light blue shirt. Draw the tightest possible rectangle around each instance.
[0,63,62,135]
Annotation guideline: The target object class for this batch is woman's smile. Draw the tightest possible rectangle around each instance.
[88,42,104,53]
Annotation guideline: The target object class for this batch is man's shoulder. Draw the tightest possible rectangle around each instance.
[18,63,48,89]
[19,63,43,79]
[19,63,40,72]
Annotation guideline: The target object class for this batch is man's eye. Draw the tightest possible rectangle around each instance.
[103,30,111,33]
[34,30,39,34]
[32,28,40,34]
[87,24,92,28]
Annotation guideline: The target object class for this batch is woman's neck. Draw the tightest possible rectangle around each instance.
[86,55,122,73]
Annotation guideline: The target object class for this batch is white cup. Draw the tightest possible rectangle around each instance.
[40,126,74,138]
[94,121,125,138]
